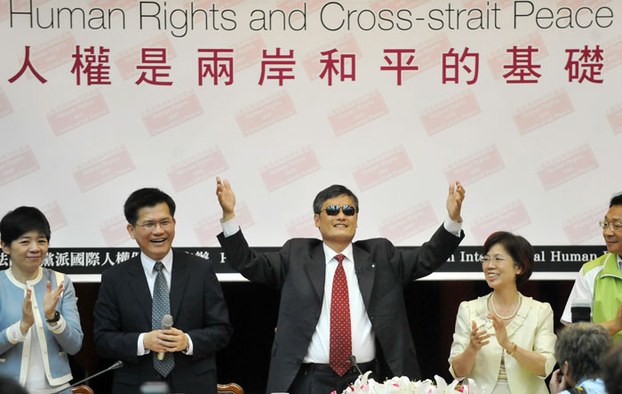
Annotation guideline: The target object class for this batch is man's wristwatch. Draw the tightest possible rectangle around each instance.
[46,311,61,323]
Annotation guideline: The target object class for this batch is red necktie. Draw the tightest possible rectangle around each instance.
[330,254,352,376]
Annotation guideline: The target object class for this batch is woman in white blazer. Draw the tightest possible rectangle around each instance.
[448,231,556,393]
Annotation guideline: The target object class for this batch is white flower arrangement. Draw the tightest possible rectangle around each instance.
[337,371,481,394]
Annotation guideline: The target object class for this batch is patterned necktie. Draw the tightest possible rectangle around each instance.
[152,261,174,377]
[329,254,352,376]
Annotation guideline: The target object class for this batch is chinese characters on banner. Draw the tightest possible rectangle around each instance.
[0,245,606,275]
[8,44,605,87]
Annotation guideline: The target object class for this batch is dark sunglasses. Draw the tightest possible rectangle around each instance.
[322,205,358,216]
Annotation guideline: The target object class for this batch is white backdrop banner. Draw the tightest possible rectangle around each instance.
[1,0,620,277]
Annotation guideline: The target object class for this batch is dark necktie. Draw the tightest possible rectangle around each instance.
[329,254,352,376]
[152,261,174,377]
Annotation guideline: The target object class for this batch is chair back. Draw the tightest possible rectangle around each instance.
[217,382,244,394]
[71,384,95,394]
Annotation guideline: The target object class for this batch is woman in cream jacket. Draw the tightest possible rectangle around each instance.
[449,231,556,393]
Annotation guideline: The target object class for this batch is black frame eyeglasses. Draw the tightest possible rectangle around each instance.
[321,205,358,216]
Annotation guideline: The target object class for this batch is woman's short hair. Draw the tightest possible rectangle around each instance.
[555,322,611,382]
[0,206,51,245]
[482,231,534,287]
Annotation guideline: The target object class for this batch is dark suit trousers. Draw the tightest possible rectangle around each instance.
[289,361,378,394]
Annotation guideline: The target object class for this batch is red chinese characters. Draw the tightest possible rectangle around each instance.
[380,49,418,86]
[503,45,542,84]
[198,48,234,86]
[8,46,47,84]
[136,48,173,86]
[6,44,607,86]
[565,45,604,83]
[319,48,356,86]
[71,46,111,86]
[442,48,480,85]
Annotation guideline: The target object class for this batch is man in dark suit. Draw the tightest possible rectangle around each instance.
[94,188,232,394]
[215,177,466,394]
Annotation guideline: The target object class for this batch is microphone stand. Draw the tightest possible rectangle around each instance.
[349,355,363,376]
[52,360,123,394]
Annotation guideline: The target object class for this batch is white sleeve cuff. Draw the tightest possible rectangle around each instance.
[7,321,27,344]
[221,217,240,238]
[137,333,148,356]
[443,216,463,237]
[183,333,194,355]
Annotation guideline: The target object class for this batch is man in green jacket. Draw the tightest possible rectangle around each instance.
[561,193,622,342]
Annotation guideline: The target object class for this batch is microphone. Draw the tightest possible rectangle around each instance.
[571,300,591,323]
[53,361,123,393]
[158,314,173,361]
[349,355,363,376]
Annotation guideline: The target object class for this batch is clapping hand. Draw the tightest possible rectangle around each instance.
[43,280,64,322]
[20,288,34,334]
[489,313,511,349]
[468,320,491,352]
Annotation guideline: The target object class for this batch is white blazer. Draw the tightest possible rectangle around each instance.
[449,294,556,394]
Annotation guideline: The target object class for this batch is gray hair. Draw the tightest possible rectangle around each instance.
[555,323,611,382]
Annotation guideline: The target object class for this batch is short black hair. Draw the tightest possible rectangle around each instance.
[0,206,51,245]
[482,231,534,288]
[610,193,622,208]
[124,188,176,225]
[313,185,359,214]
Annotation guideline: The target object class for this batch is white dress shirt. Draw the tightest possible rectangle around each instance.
[303,244,376,364]
[136,250,194,356]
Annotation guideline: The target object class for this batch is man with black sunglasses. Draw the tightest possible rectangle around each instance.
[215,177,466,394]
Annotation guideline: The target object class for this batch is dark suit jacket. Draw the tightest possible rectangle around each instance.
[93,249,232,394]
[218,225,463,393]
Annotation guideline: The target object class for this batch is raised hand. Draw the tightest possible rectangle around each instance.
[548,369,569,393]
[216,177,236,221]
[446,181,465,223]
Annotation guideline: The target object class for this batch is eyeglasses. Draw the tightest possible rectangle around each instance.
[321,205,358,216]
[598,220,622,231]
[479,255,510,265]
[134,218,174,231]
